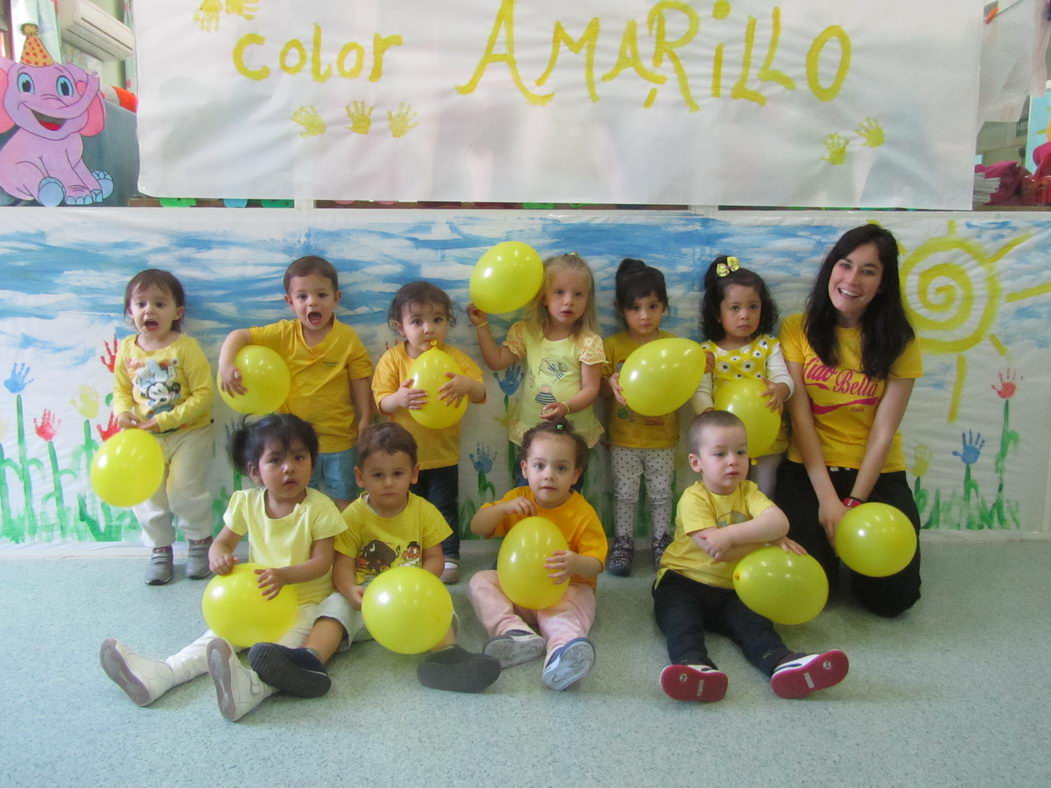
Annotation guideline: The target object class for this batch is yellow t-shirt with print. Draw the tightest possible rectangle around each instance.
[779,313,923,472]
[223,487,347,604]
[603,330,679,449]
[657,480,774,589]
[112,334,212,433]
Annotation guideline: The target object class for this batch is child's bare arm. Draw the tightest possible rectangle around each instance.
[350,376,373,427]
[471,497,535,536]
[255,536,336,600]
[208,526,242,575]
[218,329,252,395]
[422,543,444,578]
[467,305,518,370]
[692,505,789,562]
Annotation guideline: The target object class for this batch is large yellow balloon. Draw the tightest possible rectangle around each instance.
[835,502,917,577]
[361,566,454,654]
[497,516,569,610]
[201,563,299,648]
[619,338,706,417]
[407,346,468,430]
[469,241,544,314]
[732,546,829,625]
[713,378,780,456]
[217,345,291,415]
[90,428,165,507]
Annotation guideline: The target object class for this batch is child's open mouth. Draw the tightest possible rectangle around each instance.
[307,311,323,324]
[144,320,158,330]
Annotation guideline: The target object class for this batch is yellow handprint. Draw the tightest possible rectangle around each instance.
[911,444,932,478]
[70,385,100,420]
[224,0,258,20]
[345,101,374,135]
[855,117,885,148]
[387,103,419,138]
[193,0,222,32]
[292,106,327,137]
[821,132,849,165]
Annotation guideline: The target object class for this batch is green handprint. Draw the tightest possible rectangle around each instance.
[345,101,374,135]
[855,117,885,148]
[193,0,222,32]
[821,133,849,165]
[292,106,327,137]
[387,103,419,138]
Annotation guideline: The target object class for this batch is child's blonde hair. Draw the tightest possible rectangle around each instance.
[523,253,598,339]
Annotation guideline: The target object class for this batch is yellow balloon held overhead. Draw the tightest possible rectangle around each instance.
[469,241,544,314]
[361,566,454,654]
[619,338,706,417]
[835,502,917,577]
[217,345,291,415]
[201,563,299,648]
[714,378,780,457]
[407,346,467,430]
[497,516,569,610]
[90,428,165,507]
[732,546,829,625]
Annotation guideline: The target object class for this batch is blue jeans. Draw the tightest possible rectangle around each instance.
[310,448,358,502]
[412,464,460,557]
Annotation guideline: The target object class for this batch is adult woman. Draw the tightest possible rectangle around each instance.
[774,224,922,617]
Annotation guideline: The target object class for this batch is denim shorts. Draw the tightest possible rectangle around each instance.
[310,448,358,501]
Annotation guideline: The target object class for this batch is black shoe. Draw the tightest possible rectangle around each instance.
[247,643,331,698]
[417,646,501,693]
[606,537,634,577]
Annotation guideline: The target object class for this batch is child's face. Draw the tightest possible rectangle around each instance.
[395,300,449,355]
[545,269,589,329]
[128,284,183,340]
[521,433,581,508]
[689,424,749,495]
[719,284,762,341]
[250,439,312,508]
[284,272,341,333]
[355,450,419,517]
[624,293,666,339]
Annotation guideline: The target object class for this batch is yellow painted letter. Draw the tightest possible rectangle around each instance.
[536,19,601,103]
[370,33,403,82]
[233,33,269,81]
[647,1,700,111]
[311,24,332,83]
[806,26,850,102]
[456,0,553,104]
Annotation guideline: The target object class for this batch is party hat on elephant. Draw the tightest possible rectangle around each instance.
[20,23,55,67]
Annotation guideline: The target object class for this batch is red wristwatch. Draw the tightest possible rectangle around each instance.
[842,496,864,508]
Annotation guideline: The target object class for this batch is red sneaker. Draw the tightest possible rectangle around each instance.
[660,663,728,702]
[770,650,849,699]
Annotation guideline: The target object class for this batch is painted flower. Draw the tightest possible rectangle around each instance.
[34,409,59,442]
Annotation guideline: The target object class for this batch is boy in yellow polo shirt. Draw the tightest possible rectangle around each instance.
[219,256,373,508]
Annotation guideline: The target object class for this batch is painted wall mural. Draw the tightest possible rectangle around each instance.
[1,208,1049,551]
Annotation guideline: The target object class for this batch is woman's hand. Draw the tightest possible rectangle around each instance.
[773,536,808,555]
[818,497,848,544]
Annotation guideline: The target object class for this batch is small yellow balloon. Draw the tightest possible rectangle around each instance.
[217,345,291,415]
[732,546,829,625]
[90,428,165,507]
[497,516,569,610]
[361,566,454,654]
[835,502,917,577]
[469,241,544,314]
[201,563,299,648]
[407,346,468,430]
[713,378,780,457]
[619,338,706,417]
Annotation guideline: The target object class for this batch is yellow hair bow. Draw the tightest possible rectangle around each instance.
[716,256,740,278]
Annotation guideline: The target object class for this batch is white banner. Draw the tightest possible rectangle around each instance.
[135,1,981,208]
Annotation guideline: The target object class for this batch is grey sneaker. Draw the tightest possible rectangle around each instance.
[186,536,213,579]
[440,557,461,584]
[541,637,595,691]
[483,629,546,668]
[606,537,634,577]
[145,546,173,585]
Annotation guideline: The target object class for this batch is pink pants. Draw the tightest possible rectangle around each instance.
[468,570,596,660]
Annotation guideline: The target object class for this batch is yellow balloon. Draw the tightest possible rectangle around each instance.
[469,241,544,314]
[407,346,468,430]
[835,502,917,577]
[497,516,569,610]
[201,563,299,648]
[732,546,829,625]
[217,345,291,415]
[361,566,454,654]
[90,428,165,507]
[619,338,706,417]
[713,378,780,456]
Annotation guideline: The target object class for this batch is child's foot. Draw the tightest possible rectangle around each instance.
[206,638,266,721]
[440,556,461,584]
[652,533,672,572]
[660,664,727,702]
[770,650,849,699]
[541,637,595,691]
[144,546,173,585]
[186,536,213,579]
[99,638,175,706]
[417,645,501,693]
[483,629,546,668]
[248,643,330,698]
[606,537,634,577]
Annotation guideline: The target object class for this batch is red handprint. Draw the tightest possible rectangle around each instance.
[100,334,119,373]
[96,412,119,441]
[991,369,1019,400]
[34,409,59,442]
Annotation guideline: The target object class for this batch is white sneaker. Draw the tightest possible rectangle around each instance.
[100,638,175,706]
[541,637,595,691]
[771,650,849,699]
[484,629,546,668]
[206,638,267,721]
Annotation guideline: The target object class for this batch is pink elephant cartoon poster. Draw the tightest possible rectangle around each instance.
[0,23,112,206]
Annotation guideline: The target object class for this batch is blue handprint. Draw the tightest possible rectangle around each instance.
[4,362,33,394]
[952,430,984,465]
[470,443,496,500]
[495,364,523,401]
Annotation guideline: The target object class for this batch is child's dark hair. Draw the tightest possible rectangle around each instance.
[520,418,588,474]
[614,258,668,321]
[700,256,778,342]
[356,422,418,468]
[227,413,319,476]
[687,410,745,456]
[283,255,339,293]
[124,269,186,332]
[804,224,914,380]
[386,281,457,332]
